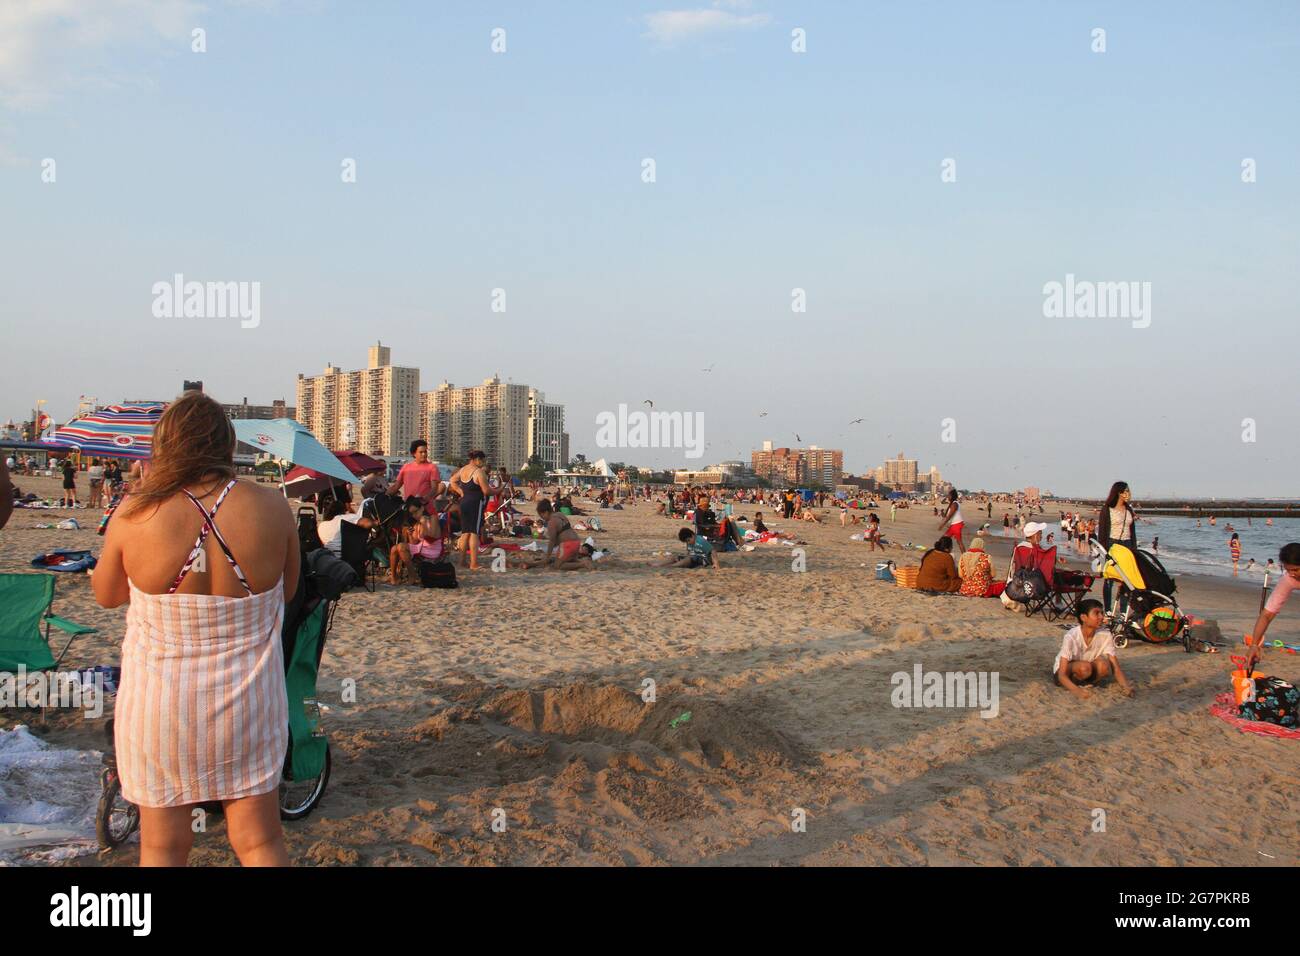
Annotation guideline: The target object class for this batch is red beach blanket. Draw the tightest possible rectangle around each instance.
[1209,693,1300,740]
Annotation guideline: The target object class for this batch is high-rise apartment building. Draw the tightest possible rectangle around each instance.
[883,452,919,490]
[526,388,567,472]
[419,376,532,472]
[221,397,295,421]
[805,446,844,487]
[751,444,844,487]
[295,343,420,456]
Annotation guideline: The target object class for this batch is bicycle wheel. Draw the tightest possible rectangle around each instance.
[279,742,331,821]
[96,769,140,850]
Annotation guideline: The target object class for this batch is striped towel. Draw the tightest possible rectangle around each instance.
[115,578,288,808]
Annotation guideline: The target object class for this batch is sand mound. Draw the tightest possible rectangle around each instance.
[485,684,647,742]
[892,622,932,642]
[483,682,805,770]
[635,697,806,769]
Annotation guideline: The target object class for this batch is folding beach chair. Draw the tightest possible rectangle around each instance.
[338,519,375,592]
[296,506,320,555]
[1009,544,1095,623]
[0,573,98,719]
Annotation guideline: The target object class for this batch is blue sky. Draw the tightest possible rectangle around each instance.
[3,0,1297,496]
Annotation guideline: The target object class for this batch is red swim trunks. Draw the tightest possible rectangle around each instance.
[558,539,582,561]
[944,523,964,546]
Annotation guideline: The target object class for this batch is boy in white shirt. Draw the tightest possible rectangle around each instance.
[1053,599,1134,700]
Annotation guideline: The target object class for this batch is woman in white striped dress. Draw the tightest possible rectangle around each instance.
[93,392,300,866]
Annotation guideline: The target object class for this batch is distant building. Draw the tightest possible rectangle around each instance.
[526,388,567,472]
[751,443,843,487]
[805,446,844,488]
[183,380,204,393]
[882,452,919,491]
[221,397,295,421]
[420,376,527,473]
[296,342,420,456]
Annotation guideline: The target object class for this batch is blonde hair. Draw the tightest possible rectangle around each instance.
[121,391,235,517]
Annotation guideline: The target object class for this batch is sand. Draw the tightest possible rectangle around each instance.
[3,475,1297,866]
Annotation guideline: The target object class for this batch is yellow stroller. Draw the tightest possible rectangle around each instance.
[1089,538,1197,650]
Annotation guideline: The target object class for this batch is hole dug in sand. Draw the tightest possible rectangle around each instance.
[483,682,807,771]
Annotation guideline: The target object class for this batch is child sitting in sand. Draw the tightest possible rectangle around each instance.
[510,500,592,570]
[864,513,885,551]
[660,526,718,569]
[1053,599,1134,700]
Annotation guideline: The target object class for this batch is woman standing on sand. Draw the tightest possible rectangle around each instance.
[61,458,78,508]
[938,488,965,554]
[1098,481,1138,612]
[450,450,491,571]
[91,392,298,866]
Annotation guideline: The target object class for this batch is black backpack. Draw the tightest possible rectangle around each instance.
[418,560,458,589]
[1005,566,1047,603]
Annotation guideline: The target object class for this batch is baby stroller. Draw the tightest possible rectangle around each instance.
[1089,538,1198,650]
[96,559,339,850]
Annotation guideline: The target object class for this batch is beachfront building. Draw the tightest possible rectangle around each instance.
[805,446,844,488]
[882,453,920,492]
[295,343,420,456]
[526,388,568,473]
[420,375,532,472]
[221,397,295,421]
[676,460,759,488]
[751,442,844,487]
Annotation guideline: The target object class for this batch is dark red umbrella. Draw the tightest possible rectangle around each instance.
[334,450,386,477]
[283,466,348,499]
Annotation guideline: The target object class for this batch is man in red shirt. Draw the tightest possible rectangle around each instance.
[388,440,443,506]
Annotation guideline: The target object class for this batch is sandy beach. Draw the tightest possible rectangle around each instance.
[4,475,1297,867]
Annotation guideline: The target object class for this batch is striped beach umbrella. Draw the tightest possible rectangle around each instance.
[44,403,165,460]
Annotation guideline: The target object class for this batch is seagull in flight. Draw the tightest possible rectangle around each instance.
[795,433,802,442]
[643,399,653,408]
[848,418,863,425]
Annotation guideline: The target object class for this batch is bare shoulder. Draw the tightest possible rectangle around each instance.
[232,480,294,523]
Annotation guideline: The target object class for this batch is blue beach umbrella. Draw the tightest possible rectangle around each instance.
[230,419,356,485]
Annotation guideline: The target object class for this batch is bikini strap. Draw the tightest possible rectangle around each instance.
[167,480,252,594]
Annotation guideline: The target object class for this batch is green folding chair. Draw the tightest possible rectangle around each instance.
[0,572,98,674]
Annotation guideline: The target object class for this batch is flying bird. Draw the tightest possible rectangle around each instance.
[848,418,863,425]
[702,364,714,373]
[643,399,653,408]
[795,434,802,442]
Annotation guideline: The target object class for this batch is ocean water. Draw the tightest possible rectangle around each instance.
[1102,516,1300,582]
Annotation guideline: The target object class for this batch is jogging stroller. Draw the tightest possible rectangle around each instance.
[95,557,339,850]
[1089,538,1202,650]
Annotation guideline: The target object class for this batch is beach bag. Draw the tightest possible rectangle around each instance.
[418,560,458,589]
[875,561,896,582]
[1238,676,1299,727]
[1005,567,1047,603]
[894,566,920,589]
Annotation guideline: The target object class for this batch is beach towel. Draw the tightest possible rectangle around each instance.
[29,550,96,573]
[1210,693,1300,740]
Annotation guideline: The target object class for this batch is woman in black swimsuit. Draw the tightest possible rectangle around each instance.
[450,450,491,571]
